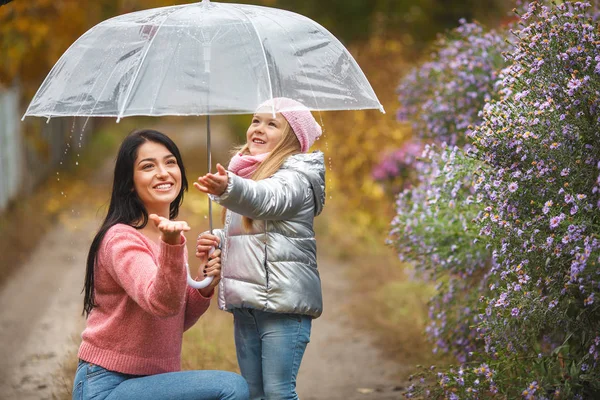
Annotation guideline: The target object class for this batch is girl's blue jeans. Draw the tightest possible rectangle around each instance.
[72,360,249,400]
[232,308,311,400]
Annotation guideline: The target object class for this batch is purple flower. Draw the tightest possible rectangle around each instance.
[567,77,583,94]
[542,203,551,214]
[582,363,589,371]
[570,205,579,215]
[550,215,564,229]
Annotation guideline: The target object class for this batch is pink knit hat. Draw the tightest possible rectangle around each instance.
[256,97,322,153]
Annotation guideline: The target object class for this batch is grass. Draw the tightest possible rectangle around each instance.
[181,308,239,371]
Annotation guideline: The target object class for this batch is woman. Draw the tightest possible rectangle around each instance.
[73,129,248,400]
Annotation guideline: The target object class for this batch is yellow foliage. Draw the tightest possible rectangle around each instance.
[313,36,412,237]
[45,197,62,214]
[187,196,211,215]
[1,1,175,95]
[1,0,101,95]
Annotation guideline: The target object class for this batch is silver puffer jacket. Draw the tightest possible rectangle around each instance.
[210,151,325,318]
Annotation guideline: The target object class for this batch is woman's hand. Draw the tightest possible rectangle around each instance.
[198,248,222,297]
[149,214,190,245]
[193,163,228,196]
[196,233,221,265]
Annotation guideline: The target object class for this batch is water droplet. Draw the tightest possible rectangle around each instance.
[75,162,79,166]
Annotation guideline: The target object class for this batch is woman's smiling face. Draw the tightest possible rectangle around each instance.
[133,140,182,215]
[246,113,288,155]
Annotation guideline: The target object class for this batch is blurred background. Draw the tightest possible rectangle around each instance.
[0,0,512,398]
[0,0,511,269]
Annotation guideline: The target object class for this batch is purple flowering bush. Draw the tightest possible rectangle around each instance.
[466,2,600,396]
[396,20,510,147]
[390,14,511,395]
[371,140,424,193]
[514,0,600,22]
[388,143,493,365]
[396,2,600,399]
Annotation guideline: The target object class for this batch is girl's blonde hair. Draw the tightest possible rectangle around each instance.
[222,119,302,231]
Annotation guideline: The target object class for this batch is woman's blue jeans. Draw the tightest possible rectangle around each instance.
[233,309,312,400]
[72,360,249,400]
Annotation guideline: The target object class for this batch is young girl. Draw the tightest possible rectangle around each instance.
[195,97,325,400]
[73,129,248,400]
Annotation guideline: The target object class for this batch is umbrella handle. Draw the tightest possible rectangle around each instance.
[185,246,217,289]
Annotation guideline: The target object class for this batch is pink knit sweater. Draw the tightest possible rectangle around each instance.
[78,224,212,375]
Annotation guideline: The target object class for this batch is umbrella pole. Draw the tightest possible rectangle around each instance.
[207,115,213,234]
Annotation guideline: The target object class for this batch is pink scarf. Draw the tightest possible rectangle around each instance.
[228,152,271,178]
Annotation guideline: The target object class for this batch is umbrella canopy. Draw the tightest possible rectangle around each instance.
[23,0,384,121]
[22,0,384,289]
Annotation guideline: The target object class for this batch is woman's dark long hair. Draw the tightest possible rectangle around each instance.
[82,129,188,317]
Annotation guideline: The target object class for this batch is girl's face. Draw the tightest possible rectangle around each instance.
[246,113,287,156]
[133,141,182,215]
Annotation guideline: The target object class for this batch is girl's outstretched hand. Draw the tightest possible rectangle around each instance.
[149,214,190,245]
[194,163,228,196]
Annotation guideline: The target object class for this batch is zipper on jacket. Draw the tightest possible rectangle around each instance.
[264,221,269,289]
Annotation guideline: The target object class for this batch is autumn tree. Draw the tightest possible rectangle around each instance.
[0,0,182,98]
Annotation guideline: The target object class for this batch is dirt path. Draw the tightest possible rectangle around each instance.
[297,257,407,400]
[0,120,406,399]
[0,216,93,399]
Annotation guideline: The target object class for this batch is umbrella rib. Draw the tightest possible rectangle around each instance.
[116,9,176,121]
[228,4,274,104]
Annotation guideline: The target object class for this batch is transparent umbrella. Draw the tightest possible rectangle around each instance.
[23,0,384,287]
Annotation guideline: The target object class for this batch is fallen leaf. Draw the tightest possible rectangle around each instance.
[357,388,375,394]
